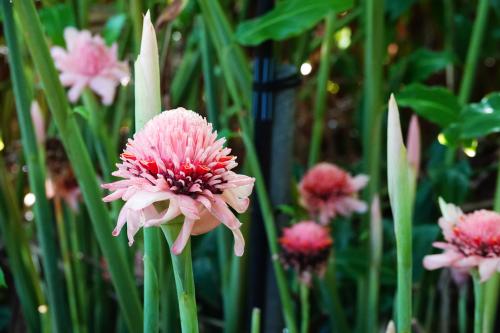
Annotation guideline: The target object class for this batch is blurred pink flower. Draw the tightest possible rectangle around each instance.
[279,221,333,284]
[298,162,368,224]
[102,108,254,256]
[51,27,129,105]
[423,199,500,282]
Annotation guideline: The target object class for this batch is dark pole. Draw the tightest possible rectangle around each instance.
[247,0,277,331]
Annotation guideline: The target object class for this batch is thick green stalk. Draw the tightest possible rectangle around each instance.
[251,308,261,333]
[160,222,199,333]
[483,160,500,333]
[133,11,163,332]
[130,0,142,54]
[13,2,143,332]
[363,0,384,199]
[472,271,485,333]
[458,0,489,104]
[308,12,335,166]
[387,97,412,333]
[1,1,70,331]
[362,0,384,331]
[300,284,310,333]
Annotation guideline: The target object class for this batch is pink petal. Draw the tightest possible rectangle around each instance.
[67,78,88,103]
[222,188,250,213]
[144,200,181,227]
[210,196,241,230]
[176,195,201,220]
[171,218,195,255]
[423,251,463,270]
[231,228,245,256]
[126,209,142,246]
[479,258,500,282]
[126,190,171,210]
[30,101,45,145]
[350,175,369,191]
[64,27,90,51]
[89,76,118,105]
[191,208,220,235]
[406,115,421,177]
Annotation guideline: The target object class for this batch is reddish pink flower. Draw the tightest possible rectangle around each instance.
[423,199,500,282]
[279,221,333,284]
[51,27,129,105]
[102,108,254,256]
[298,162,368,224]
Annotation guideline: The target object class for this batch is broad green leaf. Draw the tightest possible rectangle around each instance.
[235,0,353,46]
[458,93,500,139]
[397,84,461,127]
[390,49,455,85]
[39,4,75,46]
[73,106,89,120]
[103,14,127,45]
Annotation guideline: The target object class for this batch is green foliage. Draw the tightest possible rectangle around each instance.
[39,3,75,46]
[397,84,461,127]
[457,93,500,139]
[103,14,127,45]
[0,268,5,288]
[235,0,353,45]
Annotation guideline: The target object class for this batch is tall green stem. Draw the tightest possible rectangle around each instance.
[458,0,489,104]
[472,271,485,333]
[458,284,468,333]
[1,1,70,331]
[363,0,384,331]
[251,308,261,333]
[367,196,382,332]
[160,222,199,333]
[308,12,335,166]
[13,2,143,331]
[300,284,310,333]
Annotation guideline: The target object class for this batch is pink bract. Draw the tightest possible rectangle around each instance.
[423,199,500,282]
[298,162,368,224]
[102,108,255,256]
[51,27,129,105]
[279,221,333,284]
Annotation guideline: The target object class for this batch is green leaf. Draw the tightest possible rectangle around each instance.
[390,49,455,85]
[73,106,89,120]
[235,0,353,46]
[0,268,5,288]
[38,4,75,46]
[397,84,461,127]
[458,93,500,139]
[103,14,127,45]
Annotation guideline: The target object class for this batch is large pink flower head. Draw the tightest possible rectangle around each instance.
[102,108,255,256]
[279,221,333,284]
[51,27,129,105]
[298,162,369,224]
[423,198,500,282]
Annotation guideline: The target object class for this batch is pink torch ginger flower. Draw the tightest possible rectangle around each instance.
[279,221,333,284]
[423,198,500,282]
[298,162,369,224]
[102,108,255,256]
[51,27,129,105]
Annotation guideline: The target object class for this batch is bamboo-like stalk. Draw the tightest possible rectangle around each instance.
[458,284,468,333]
[387,96,412,333]
[133,11,163,333]
[1,1,70,331]
[308,12,335,166]
[458,0,489,104]
[13,2,143,331]
[300,284,310,333]
[472,271,485,333]
[363,0,384,330]
[160,222,199,333]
